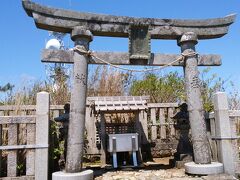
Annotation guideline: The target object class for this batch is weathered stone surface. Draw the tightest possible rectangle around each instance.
[179,32,211,164]
[177,32,198,46]
[35,92,50,180]
[41,49,222,66]
[129,25,150,64]
[213,92,238,175]
[65,29,93,172]
[71,27,93,42]
[151,139,178,158]
[52,170,94,180]
[22,0,236,39]
[185,162,223,175]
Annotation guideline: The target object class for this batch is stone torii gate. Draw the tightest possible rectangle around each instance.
[22,0,235,178]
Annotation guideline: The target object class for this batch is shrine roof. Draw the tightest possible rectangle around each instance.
[87,96,149,112]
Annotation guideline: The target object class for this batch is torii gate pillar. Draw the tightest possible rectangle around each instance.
[66,27,93,172]
[53,27,94,179]
[178,32,211,164]
[178,32,223,174]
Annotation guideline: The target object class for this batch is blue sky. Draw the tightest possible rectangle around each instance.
[0,0,240,91]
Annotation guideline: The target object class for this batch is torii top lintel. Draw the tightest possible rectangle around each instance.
[22,0,236,40]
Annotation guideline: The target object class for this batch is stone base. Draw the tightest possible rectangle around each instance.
[185,162,223,175]
[52,170,94,180]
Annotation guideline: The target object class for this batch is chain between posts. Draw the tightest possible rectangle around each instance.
[73,45,198,73]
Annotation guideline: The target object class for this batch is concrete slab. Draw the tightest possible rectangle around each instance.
[185,162,223,175]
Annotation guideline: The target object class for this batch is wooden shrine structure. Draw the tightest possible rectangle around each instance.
[86,96,149,165]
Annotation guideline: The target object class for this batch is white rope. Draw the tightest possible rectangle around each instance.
[73,46,197,73]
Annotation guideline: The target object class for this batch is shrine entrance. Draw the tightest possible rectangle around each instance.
[22,0,236,178]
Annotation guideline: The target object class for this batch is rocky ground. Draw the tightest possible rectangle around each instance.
[89,157,238,180]
[94,168,237,180]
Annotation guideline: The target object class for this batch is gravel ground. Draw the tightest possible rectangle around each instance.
[94,168,237,180]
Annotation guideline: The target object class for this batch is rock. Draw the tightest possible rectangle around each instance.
[171,169,186,177]
[153,170,166,176]
[112,175,122,179]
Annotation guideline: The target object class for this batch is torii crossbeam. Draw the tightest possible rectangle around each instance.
[22,0,235,39]
[41,49,221,66]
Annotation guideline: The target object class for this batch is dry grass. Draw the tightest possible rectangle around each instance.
[88,65,132,97]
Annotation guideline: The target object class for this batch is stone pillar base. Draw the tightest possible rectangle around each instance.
[185,162,223,175]
[52,170,94,180]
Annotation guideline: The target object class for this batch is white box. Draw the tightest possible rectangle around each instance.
[108,133,139,152]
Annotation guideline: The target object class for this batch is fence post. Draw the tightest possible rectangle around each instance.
[86,106,97,154]
[26,123,35,175]
[209,114,218,161]
[0,111,3,177]
[35,92,50,180]
[150,108,157,141]
[139,110,148,144]
[213,92,236,175]
[168,108,175,136]
[7,111,18,177]
[100,112,106,166]
[159,108,166,139]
